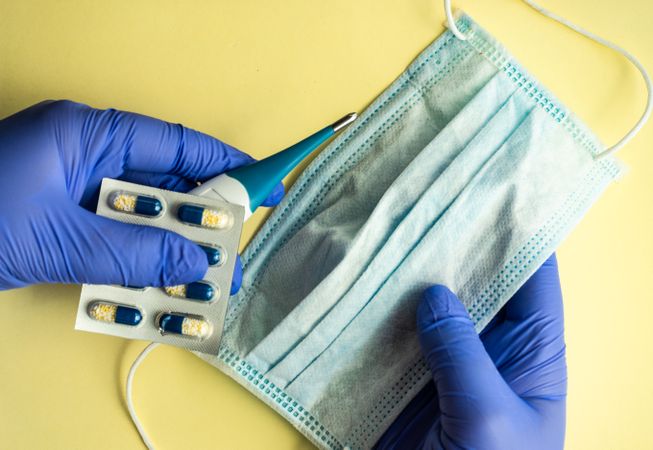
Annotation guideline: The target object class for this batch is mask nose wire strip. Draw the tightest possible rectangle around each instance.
[444,0,652,159]
[126,342,159,450]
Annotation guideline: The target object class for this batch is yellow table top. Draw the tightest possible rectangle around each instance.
[1,1,652,448]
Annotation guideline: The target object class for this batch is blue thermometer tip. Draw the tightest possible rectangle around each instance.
[189,112,358,220]
[227,112,358,213]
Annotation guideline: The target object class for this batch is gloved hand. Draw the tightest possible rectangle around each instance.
[0,100,284,291]
[376,254,566,450]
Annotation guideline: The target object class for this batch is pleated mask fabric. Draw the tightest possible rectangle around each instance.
[196,14,623,449]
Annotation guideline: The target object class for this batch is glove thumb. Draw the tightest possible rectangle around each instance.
[45,205,208,287]
[417,285,519,440]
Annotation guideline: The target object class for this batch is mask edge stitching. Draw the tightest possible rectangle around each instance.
[458,13,622,169]
[210,346,344,449]
[350,161,618,448]
[219,15,623,449]
[212,161,617,450]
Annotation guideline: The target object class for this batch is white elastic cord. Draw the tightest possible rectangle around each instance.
[126,342,160,450]
[444,0,652,159]
[444,0,467,40]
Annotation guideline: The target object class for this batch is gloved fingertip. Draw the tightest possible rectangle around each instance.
[418,285,469,330]
[543,253,558,267]
[161,238,208,286]
[261,182,285,207]
[229,255,243,295]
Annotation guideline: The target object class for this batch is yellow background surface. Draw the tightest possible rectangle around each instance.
[1,1,651,448]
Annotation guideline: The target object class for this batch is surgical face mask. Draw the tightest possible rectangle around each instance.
[127,4,651,450]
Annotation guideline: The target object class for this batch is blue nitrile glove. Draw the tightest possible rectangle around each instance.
[377,254,566,450]
[0,100,284,292]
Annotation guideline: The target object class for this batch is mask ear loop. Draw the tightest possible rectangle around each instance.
[444,0,652,159]
[444,0,468,41]
[126,342,159,449]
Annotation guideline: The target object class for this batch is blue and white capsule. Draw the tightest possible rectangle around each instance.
[110,191,163,217]
[88,301,142,326]
[164,281,217,301]
[158,313,211,338]
[198,244,226,266]
[177,204,233,230]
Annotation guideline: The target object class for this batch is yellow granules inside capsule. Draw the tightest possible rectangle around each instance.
[164,285,187,298]
[89,303,117,323]
[201,208,231,229]
[112,193,137,213]
[182,317,210,338]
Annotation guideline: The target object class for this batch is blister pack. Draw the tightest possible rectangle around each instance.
[75,178,245,353]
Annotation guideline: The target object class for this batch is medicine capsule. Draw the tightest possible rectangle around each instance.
[198,244,225,266]
[110,191,163,217]
[164,281,216,301]
[159,313,210,338]
[177,204,233,229]
[88,302,142,326]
